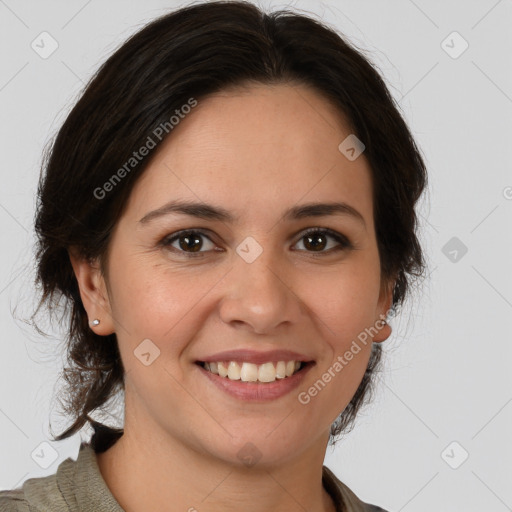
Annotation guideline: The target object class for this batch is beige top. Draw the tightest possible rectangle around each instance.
[0,442,388,511]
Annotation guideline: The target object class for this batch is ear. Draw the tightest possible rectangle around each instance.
[68,247,115,336]
[372,278,395,343]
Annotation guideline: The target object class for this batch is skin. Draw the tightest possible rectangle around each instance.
[69,82,393,512]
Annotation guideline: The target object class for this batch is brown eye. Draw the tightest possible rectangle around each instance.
[176,232,203,252]
[293,228,352,254]
[161,227,352,259]
[303,232,328,251]
[162,230,216,256]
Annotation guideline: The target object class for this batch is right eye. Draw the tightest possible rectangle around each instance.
[161,229,219,257]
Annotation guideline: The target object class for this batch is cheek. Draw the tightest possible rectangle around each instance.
[304,263,381,343]
[297,335,372,428]
[107,254,220,368]
[108,248,187,324]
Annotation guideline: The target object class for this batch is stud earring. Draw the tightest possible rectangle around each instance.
[90,319,100,326]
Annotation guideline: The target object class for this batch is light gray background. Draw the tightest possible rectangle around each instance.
[1,1,511,510]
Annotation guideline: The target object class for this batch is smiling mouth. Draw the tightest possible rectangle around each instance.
[195,360,313,383]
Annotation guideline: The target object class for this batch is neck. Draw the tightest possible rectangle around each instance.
[96,418,336,512]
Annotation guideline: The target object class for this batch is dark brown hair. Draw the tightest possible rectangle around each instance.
[31,0,427,450]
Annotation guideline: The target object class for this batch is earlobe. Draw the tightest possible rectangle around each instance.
[372,318,392,343]
[372,279,395,343]
[67,247,115,335]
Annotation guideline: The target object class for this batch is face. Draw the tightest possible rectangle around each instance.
[71,82,393,468]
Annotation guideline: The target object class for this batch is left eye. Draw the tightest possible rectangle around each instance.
[161,228,352,257]
[294,228,352,253]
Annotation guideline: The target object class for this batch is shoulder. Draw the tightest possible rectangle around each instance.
[0,441,124,512]
[0,470,64,511]
[0,444,89,512]
[322,465,392,512]
[0,489,28,512]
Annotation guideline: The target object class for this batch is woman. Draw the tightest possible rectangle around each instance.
[0,1,427,511]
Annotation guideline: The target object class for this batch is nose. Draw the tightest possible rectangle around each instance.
[218,244,304,335]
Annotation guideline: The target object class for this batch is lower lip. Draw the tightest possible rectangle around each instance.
[196,362,315,401]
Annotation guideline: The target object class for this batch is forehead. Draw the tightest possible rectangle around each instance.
[125,83,374,226]
[163,82,356,167]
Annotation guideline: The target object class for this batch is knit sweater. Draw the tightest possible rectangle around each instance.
[0,442,389,511]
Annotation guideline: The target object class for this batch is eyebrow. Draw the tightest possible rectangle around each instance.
[138,199,366,229]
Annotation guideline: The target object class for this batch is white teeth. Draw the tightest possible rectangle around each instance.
[218,362,228,377]
[202,360,305,383]
[227,361,241,380]
[275,361,287,379]
[258,362,276,382]
[240,362,258,382]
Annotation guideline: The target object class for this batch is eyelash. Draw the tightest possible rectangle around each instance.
[160,227,353,258]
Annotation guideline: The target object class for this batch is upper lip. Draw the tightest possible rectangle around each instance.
[196,349,314,365]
